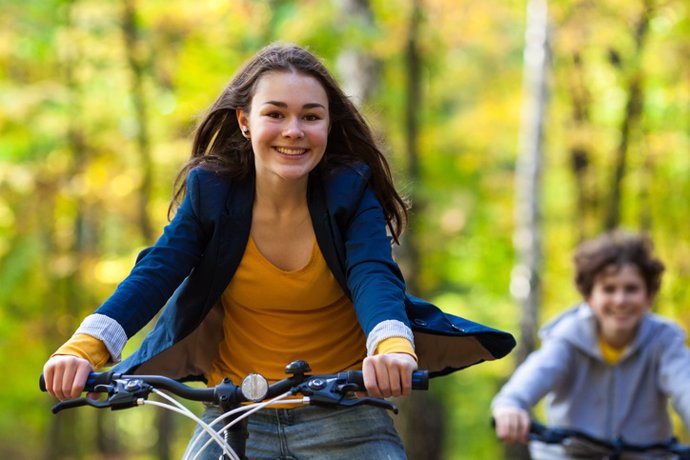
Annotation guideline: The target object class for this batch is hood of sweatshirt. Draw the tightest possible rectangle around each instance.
[538,303,660,363]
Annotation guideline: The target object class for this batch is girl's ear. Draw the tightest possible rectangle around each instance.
[236,108,249,132]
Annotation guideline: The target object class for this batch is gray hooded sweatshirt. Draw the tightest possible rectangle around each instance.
[492,304,690,443]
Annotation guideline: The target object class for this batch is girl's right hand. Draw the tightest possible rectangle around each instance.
[42,355,93,401]
[493,406,531,444]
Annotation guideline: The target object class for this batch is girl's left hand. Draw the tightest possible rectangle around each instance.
[362,353,418,398]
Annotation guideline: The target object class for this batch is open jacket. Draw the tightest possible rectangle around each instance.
[492,304,690,443]
[76,164,515,381]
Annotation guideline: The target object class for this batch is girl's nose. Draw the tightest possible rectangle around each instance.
[283,119,304,138]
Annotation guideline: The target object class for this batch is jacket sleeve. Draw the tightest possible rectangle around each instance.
[491,338,574,412]
[657,326,690,430]
[343,183,413,355]
[75,169,210,360]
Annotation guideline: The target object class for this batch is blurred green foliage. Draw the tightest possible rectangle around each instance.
[1,0,688,458]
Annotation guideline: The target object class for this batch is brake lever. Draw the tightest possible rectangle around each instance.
[107,379,152,410]
[52,397,116,414]
[322,395,399,414]
[51,379,152,414]
[295,377,399,414]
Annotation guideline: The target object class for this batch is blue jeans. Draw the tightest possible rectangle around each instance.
[183,403,406,459]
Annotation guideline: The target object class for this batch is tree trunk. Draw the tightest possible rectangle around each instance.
[95,411,121,458]
[122,1,172,457]
[394,2,446,459]
[123,0,155,243]
[400,0,423,296]
[45,1,91,457]
[605,75,643,230]
[508,0,550,457]
[604,0,653,230]
[638,155,653,232]
[567,51,593,243]
[335,0,380,106]
[512,0,549,371]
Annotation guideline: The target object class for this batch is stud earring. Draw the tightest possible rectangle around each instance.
[241,127,250,138]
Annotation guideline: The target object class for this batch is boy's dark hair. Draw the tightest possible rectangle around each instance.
[573,231,665,298]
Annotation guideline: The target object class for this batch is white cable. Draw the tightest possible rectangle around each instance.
[149,389,240,460]
[186,405,253,460]
[210,394,306,429]
[152,388,197,418]
[187,405,254,459]
[141,400,239,460]
[150,390,237,459]
[144,401,239,460]
[207,396,308,457]
[191,394,307,460]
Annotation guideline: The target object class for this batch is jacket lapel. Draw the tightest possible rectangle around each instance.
[213,176,254,295]
[308,174,351,297]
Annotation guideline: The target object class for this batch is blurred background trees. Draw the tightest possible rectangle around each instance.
[1,0,688,458]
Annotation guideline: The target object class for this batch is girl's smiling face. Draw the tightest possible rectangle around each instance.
[587,263,651,348]
[237,71,330,185]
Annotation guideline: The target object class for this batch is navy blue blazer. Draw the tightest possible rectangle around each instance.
[102,164,514,380]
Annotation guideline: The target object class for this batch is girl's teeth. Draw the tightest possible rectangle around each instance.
[277,147,305,155]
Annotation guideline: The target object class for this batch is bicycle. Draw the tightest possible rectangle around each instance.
[524,419,690,460]
[41,360,429,460]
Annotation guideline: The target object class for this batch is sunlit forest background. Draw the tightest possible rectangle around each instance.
[1,0,689,458]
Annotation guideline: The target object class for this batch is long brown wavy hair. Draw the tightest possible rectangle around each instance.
[169,42,408,243]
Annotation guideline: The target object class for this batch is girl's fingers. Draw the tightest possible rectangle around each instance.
[373,357,392,398]
[72,362,92,399]
[362,357,380,397]
[44,356,92,401]
[362,353,417,398]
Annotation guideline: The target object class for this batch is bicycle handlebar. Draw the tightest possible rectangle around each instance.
[39,370,428,394]
[40,361,429,415]
[526,419,690,459]
[336,369,429,391]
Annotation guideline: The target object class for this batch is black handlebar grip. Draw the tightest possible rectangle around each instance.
[39,371,116,393]
[340,370,429,391]
[83,371,117,392]
[409,370,429,390]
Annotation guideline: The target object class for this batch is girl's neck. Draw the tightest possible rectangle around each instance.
[254,175,309,213]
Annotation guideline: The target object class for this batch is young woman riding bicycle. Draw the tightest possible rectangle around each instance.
[43,42,514,459]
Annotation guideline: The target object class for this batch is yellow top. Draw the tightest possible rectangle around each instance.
[207,237,415,387]
[599,335,626,365]
[54,333,110,368]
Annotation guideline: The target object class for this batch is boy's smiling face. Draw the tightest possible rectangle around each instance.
[587,263,651,348]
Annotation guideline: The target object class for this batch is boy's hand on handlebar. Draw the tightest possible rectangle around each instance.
[362,353,418,398]
[43,355,93,401]
[493,406,531,444]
